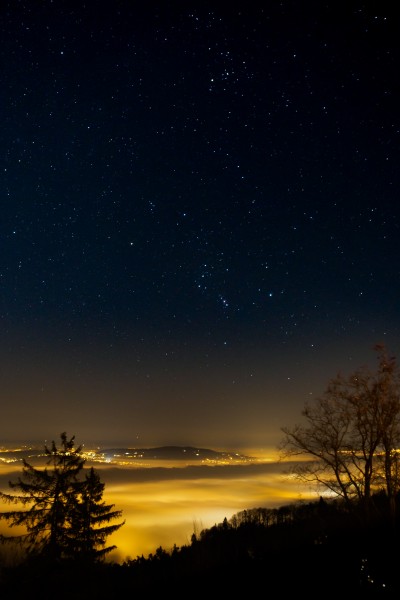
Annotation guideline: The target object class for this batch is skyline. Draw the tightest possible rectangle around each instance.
[1,2,399,448]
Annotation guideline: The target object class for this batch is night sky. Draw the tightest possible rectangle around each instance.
[1,1,399,448]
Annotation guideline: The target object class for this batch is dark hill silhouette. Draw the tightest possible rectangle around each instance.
[2,495,399,598]
[100,445,254,462]
[0,445,255,464]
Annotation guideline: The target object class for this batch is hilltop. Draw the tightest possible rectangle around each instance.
[98,446,254,462]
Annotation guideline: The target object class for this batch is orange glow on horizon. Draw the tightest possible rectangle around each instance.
[101,463,317,561]
[0,450,318,563]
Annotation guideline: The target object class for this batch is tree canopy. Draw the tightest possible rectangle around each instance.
[279,344,400,519]
[0,432,124,563]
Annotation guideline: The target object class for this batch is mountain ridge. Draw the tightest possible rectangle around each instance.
[99,446,254,461]
[0,445,255,464]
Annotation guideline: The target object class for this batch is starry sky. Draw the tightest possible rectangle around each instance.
[1,1,399,448]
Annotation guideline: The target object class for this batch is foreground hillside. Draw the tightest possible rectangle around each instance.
[1,496,398,598]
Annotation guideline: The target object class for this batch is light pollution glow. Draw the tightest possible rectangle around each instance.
[0,448,319,563]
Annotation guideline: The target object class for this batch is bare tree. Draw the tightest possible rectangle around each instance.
[279,345,400,519]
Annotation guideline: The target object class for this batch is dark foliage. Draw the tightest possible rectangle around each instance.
[0,433,124,564]
[1,494,399,598]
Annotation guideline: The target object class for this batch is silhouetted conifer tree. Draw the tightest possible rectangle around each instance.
[0,432,124,563]
[66,467,124,562]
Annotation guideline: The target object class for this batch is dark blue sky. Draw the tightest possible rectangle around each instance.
[1,1,399,448]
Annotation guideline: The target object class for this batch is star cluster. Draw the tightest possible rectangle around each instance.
[0,1,399,447]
